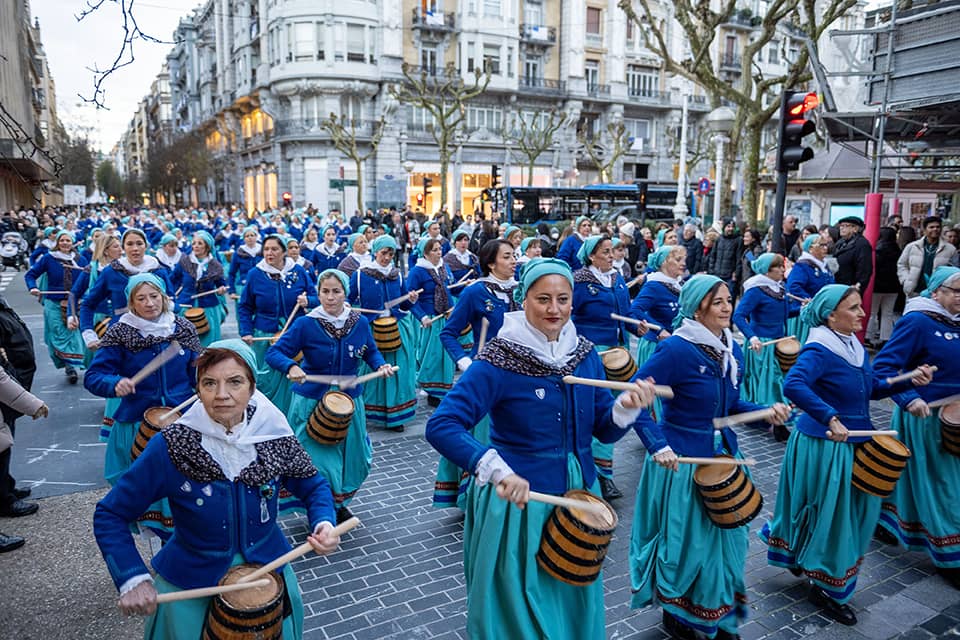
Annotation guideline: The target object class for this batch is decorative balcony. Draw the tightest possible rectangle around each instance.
[585,83,611,98]
[519,24,557,46]
[519,77,566,95]
[627,88,671,106]
[719,55,742,71]
[412,8,456,32]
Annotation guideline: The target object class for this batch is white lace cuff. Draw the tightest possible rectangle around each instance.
[82,329,99,347]
[612,395,642,428]
[654,445,673,456]
[312,520,334,535]
[474,449,514,486]
[118,573,153,596]
[457,357,472,372]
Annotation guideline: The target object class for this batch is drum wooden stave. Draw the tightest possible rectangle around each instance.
[185,307,210,336]
[371,316,401,353]
[131,406,181,461]
[536,490,618,586]
[774,337,801,374]
[940,402,960,457]
[599,347,637,382]
[460,323,472,337]
[694,458,764,529]
[851,435,911,498]
[201,564,284,640]
[306,391,355,445]
[94,317,111,339]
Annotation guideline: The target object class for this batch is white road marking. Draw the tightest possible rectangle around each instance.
[26,444,79,464]
[79,442,106,447]
[20,478,97,487]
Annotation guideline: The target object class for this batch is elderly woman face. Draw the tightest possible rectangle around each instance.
[933,278,960,316]
[524,274,572,341]
[318,276,346,315]
[827,292,865,335]
[588,239,614,271]
[286,242,301,259]
[352,235,368,254]
[130,283,165,322]
[192,237,210,258]
[663,230,678,246]
[663,248,687,279]
[578,219,593,237]
[263,238,284,266]
[243,231,258,246]
[375,247,394,267]
[198,357,254,429]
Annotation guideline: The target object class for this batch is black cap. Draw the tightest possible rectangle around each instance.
[837,216,864,228]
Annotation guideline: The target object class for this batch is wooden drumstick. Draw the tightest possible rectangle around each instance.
[757,335,796,348]
[610,313,661,332]
[340,366,400,390]
[249,336,278,342]
[885,366,937,386]
[676,457,757,466]
[384,289,423,310]
[825,429,898,438]
[349,307,387,315]
[786,292,811,304]
[189,289,221,300]
[448,279,476,290]
[626,274,645,289]
[455,268,475,284]
[561,375,674,399]
[155,578,273,604]
[236,517,361,584]
[278,302,302,336]
[298,373,353,385]
[928,394,960,409]
[35,290,71,296]
[128,341,182,385]
[159,395,198,422]
[476,317,490,352]
[422,309,453,327]
[526,491,612,518]
[713,408,777,429]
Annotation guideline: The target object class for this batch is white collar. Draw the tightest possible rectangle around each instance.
[799,251,826,270]
[806,325,864,368]
[48,250,77,263]
[416,257,441,272]
[647,272,681,288]
[588,265,615,288]
[742,274,783,293]
[119,255,160,274]
[316,242,339,256]
[118,310,177,338]
[904,296,959,322]
[156,249,181,268]
[450,247,472,265]
[673,318,739,385]
[238,244,261,257]
[307,304,350,328]
[255,257,295,276]
[349,252,372,264]
[365,260,394,276]
[497,310,579,368]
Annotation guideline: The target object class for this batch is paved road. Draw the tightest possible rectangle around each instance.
[1,270,959,640]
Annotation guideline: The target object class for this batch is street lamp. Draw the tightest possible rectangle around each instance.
[706,106,736,228]
[673,94,689,218]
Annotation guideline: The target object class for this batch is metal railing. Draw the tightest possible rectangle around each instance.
[519,24,557,43]
[627,88,671,104]
[585,83,611,97]
[519,77,566,94]
[411,8,456,30]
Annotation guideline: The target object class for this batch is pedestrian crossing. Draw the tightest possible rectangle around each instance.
[0,270,16,292]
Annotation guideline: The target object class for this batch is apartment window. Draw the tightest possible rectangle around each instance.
[586,7,602,44]
[483,0,500,17]
[584,60,599,90]
[317,24,326,60]
[626,17,634,41]
[768,39,779,64]
[524,0,543,25]
[407,105,436,129]
[506,46,514,77]
[302,96,321,127]
[724,35,737,64]
[467,105,503,130]
[287,22,314,62]
[341,96,363,122]
[523,55,541,83]
[270,28,281,65]
[483,44,501,75]
[421,45,438,74]
[624,118,651,144]
[347,24,365,62]
[466,42,475,72]
[627,65,658,97]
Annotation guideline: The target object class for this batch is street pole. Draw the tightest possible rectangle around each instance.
[712,134,728,228]
[673,94,689,218]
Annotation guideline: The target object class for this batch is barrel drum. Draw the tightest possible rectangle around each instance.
[694,459,764,529]
[940,402,960,457]
[599,347,637,382]
[851,435,911,498]
[131,406,181,461]
[774,337,801,374]
[306,391,355,445]
[536,490,618,586]
[185,307,210,336]
[371,317,401,353]
[201,564,284,640]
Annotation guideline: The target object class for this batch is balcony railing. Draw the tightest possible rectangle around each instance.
[275,119,379,138]
[585,83,611,98]
[519,24,557,44]
[519,77,565,94]
[627,88,671,105]
[720,55,742,70]
[722,12,761,28]
[412,8,456,31]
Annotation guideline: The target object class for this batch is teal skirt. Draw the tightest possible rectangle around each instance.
[786,316,812,347]
[636,338,664,422]
[878,406,960,568]
[84,312,109,369]
[287,391,371,509]
[251,328,292,413]
[144,554,303,640]
[180,305,225,348]
[433,415,490,510]
[760,431,880,604]
[99,396,122,443]
[42,299,84,369]
[105,419,174,540]
[592,344,620,478]
[741,343,790,411]
[462,454,605,640]
[416,317,454,398]
[630,453,748,636]
[362,314,418,428]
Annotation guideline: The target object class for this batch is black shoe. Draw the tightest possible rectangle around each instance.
[0,532,24,553]
[335,506,353,525]
[12,487,30,500]
[598,476,623,500]
[715,630,740,640]
[789,566,804,577]
[809,586,857,625]
[773,424,790,442]
[874,525,898,546]
[426,395,441,407]
[386,425,405,433]
[0,499,38,518]
[662,610,700,640]
[938,567,960,590]
[65,366,78,384]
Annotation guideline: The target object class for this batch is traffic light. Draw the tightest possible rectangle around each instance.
[282,191,293,208]
[776,91,818,172]
[416,192,424,205]
[422,177,432,203]
[491,164,501,188]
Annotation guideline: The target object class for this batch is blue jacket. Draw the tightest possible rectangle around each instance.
[227,247,261,294]
[439,281,512,361]
[83,331,197,422]
[238,265,317,336]
[79,264,175,332]
[871,311,960,408]
[406,264,454,320]
[425,352,630,494]
[265,314,387,400]
[571,270,635,347]
[628,280,679,343]
[632,336,763,456]
[25,253,89,303]
[556,235,584,271]
[786,259,834,301]
[171,257,227,309]
[732,286,797,341]
[94,430,335,590]
[70,266,112,315]
[347,268,413,321]
[311,245,346,274]
[442,251,480,284]
[784,343,909,443]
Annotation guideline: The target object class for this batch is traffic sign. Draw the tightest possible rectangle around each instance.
[698,177,711,194]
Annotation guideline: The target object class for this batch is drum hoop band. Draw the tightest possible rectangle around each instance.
[539,530,609,567]
[550,515,613,551]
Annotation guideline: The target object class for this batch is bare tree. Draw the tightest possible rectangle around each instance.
[501,109,566,186]
[619,0,857,222]
[665,119,713,174]
[390,63,490,212]
[576,120,634,183]
[321,114,386,213]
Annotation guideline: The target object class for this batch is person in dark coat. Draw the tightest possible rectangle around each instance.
[679,224,703,275]
[706,218,742,297]
[833,216,873,292]
[866,226,903,348]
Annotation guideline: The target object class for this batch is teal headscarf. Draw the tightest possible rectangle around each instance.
[504,225,522,241]
[656,228,667,247]
[160,233,177,246]
[371,235,398,254]
[647,246,675,272]
[54,230,74,246]
[242,225,259,238]
[193,231,215,254]
[348,233,364,251]
[750,252,778,275]
[121,228,147,246]
[520,237,538,254]
[357,224,370,235]
[611,237,622,249]
[451,229,470,242]
[922,266,960,298]
[206,339,259,384]
[124,272,165,304]
[42,226,57,238]
[800,284,852,327]
[576,235,606,266]
[514,258,573,303]
[675,274,724,328]
[262,233,285,249]
[802,235,818,251]
[415,236,431,258]
[574,216,590,233]
[318,268,350,293]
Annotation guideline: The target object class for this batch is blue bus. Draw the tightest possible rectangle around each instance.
[491,183,696,224]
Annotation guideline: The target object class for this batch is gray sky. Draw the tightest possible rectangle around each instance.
[33,0,200,155]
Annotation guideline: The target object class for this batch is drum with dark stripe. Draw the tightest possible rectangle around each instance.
[371,316,401,353]
[694,458,764,528]
[306,391,355,445]
[131,406,181,461]
[599,347,637,382]
[94,317,111,338]
[852,435,911,497]
[940,402,960,457]
[185,307,210,335]
[201,564,283,640]
[460,323,472,337]
[536,490,617,586]
[774,337,801,374]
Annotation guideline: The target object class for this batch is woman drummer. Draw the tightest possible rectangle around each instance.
[407,237,456,405]
[629,246,684,366]
[425,258,656,640]
[337,233,371,279]
[154,233,181,279]
[238,234,317,412]
[628,274,791,640]
[226,226,262,315]
[732,252,799,442]
[311,225,345,273]
[761,285,933,626]
[556,215,593,271]
[571,234,645,501]
[84,274,201,539]
[93,341,341,639]
[267,269,394,522]
[348,235,420,431]
[514,237,542,279]
[72,234,122,364]
[285,235,317,280]
[786,234,834,344]
[443,229,480,283]
[25,229,88,384]
[171,231,227,348]
[873,266,960,587]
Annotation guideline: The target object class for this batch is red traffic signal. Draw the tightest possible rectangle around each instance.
[777,91,818,172]
[416,192,424,205]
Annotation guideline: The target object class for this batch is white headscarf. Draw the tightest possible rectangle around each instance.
[255,257,295,277]
[806,325,865,368]
[497,310,580,368]
[673,318,739,385]
[903,295,959,322]
[306,304,350,328]
[118,310,176,338]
